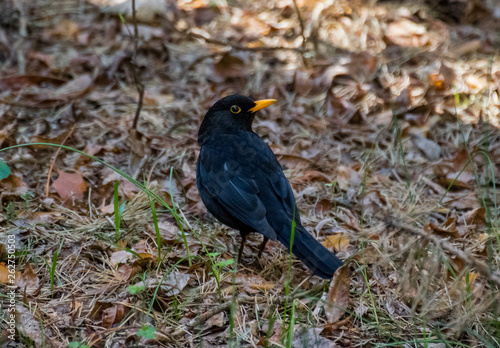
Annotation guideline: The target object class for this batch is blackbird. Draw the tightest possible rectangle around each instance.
[196,94,343,279]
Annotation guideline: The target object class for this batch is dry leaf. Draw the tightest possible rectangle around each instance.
[15,263,39,295]
[110,250,131,266]
[115,264,134,282]
[426,217,459,238]
[234,273,275,293]
[52,170,87,202]
[102,303,128,328]
[322,234,350,252]
[336,165,361,191]
[0,262,12,283]
[0,173,28,195]
[325,265,350,323]
[16,304,43,346]
[294,170,332,184]
[133,271,190,296]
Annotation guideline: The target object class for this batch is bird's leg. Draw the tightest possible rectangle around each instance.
[257,237,269,259]
[237,233,247,263]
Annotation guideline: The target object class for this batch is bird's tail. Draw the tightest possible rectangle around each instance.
[277,225,343,279]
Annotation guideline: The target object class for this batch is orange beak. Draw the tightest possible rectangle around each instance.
[248,99,276,113]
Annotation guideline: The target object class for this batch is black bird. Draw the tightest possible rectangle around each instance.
[196,94,343,279]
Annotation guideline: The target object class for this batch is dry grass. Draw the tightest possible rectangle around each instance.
[0,0,499,347]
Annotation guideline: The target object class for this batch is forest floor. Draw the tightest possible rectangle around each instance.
[1,0,500,347]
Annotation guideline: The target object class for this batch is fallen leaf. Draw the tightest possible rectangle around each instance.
[132,271,190,296]
[115,264,134,282]
[15,263,39,295]
[442,170,475,188]
[234,273,275,293]
[203,312,225,330]
[322,234,350,252]
[52,170,87,202]
[276,154,313,169]
[294,170,332,184]
[0,173,28,195]
[20,74,93,108]
[16,304,43,346]
[336,165,362,191]
[0,262,12,283]
[16,211,65,224]
[336,207,360,230]
[426,217,458,238]
[462,272,479,288]
[325,265,350,323]
[102,303,128,328]
[110,250,131,266]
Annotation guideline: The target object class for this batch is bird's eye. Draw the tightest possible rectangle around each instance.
[230,105,241,114]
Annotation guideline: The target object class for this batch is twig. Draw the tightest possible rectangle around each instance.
[385,217,500,287]
[130,0,145,131]
[45,123,77,197]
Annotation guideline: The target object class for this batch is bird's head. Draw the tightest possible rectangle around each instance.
[198,94,276,144]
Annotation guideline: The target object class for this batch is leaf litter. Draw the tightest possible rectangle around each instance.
[0,0,500,346]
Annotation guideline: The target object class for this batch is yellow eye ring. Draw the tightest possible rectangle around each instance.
[230,105,241,114]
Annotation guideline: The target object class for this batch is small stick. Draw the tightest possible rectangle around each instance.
[130,0,145,131]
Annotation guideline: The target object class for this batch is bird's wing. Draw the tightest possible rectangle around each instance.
[198,145,278,240]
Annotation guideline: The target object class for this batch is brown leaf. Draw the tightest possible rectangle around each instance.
[15,263,39,295]
[0,173,28,195]
[234,273,275,294]
[102,304,128,328]
[276,154,313,169]
[442,170,475,188]
[16,211,65,224]
[336,207,360,230]
[325,265,350,323]
[203,312,225,330]
[52,170,86,202]
[132,272,190,296]
[115,264,134,282]
[315,199,332,216]
[294,170,331,184]
[27,74,93,108]
[426,217,459,238]
[0,262,13,283]
[322,234,350,252]
[335,165,362,191]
